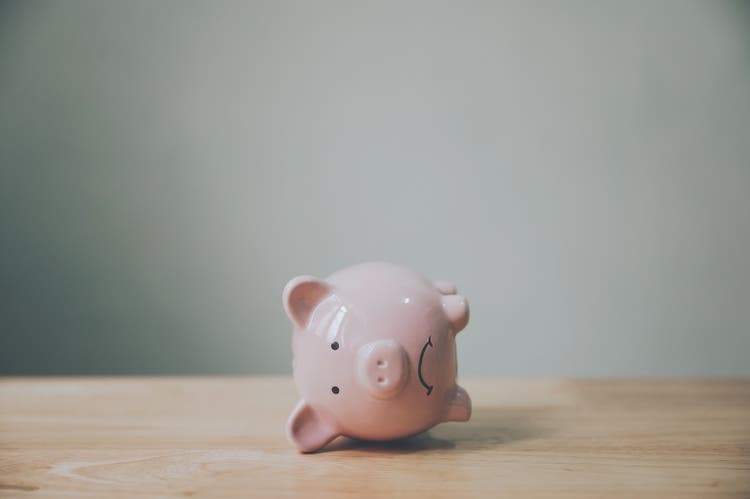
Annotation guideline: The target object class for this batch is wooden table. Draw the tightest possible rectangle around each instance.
[1,378,748,498]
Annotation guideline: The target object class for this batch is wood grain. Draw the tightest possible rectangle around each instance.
[1,377,749,498]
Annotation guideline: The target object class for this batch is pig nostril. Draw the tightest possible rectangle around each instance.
[376,359,387,367]
[377,376,385,384]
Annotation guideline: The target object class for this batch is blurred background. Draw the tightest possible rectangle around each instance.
[1,0,748,376]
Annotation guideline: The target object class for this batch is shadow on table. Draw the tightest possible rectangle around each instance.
[319,407,551,454]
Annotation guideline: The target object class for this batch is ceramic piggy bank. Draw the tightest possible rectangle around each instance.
[283,262,471,452]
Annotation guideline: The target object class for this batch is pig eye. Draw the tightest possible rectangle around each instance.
[331,386,340,394]
[331,342,339,350]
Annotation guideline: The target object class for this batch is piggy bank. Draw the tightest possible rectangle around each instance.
[283,262,471,452]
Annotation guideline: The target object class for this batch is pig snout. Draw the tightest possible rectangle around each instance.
[356,339,409,399]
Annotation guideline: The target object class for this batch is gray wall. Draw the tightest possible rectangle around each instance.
[1,0,749,376]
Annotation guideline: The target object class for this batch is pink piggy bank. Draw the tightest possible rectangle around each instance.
[283,262,471,452]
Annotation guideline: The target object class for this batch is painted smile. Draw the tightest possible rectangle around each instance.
[417,336,433,396]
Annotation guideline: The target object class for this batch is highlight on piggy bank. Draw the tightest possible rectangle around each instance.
[282,262,471,453]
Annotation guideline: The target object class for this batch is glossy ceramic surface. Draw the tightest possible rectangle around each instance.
[283,262,471,452]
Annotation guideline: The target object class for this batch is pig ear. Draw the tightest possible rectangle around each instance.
[286,400,339,453]
[434,281,457,295]
[283,276,332,329]
[443,385,472,422]
[442,294,469,334]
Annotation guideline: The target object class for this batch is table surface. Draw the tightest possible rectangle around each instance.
[0,377,748,498]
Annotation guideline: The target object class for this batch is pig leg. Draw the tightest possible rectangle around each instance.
[443,384,472,422]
